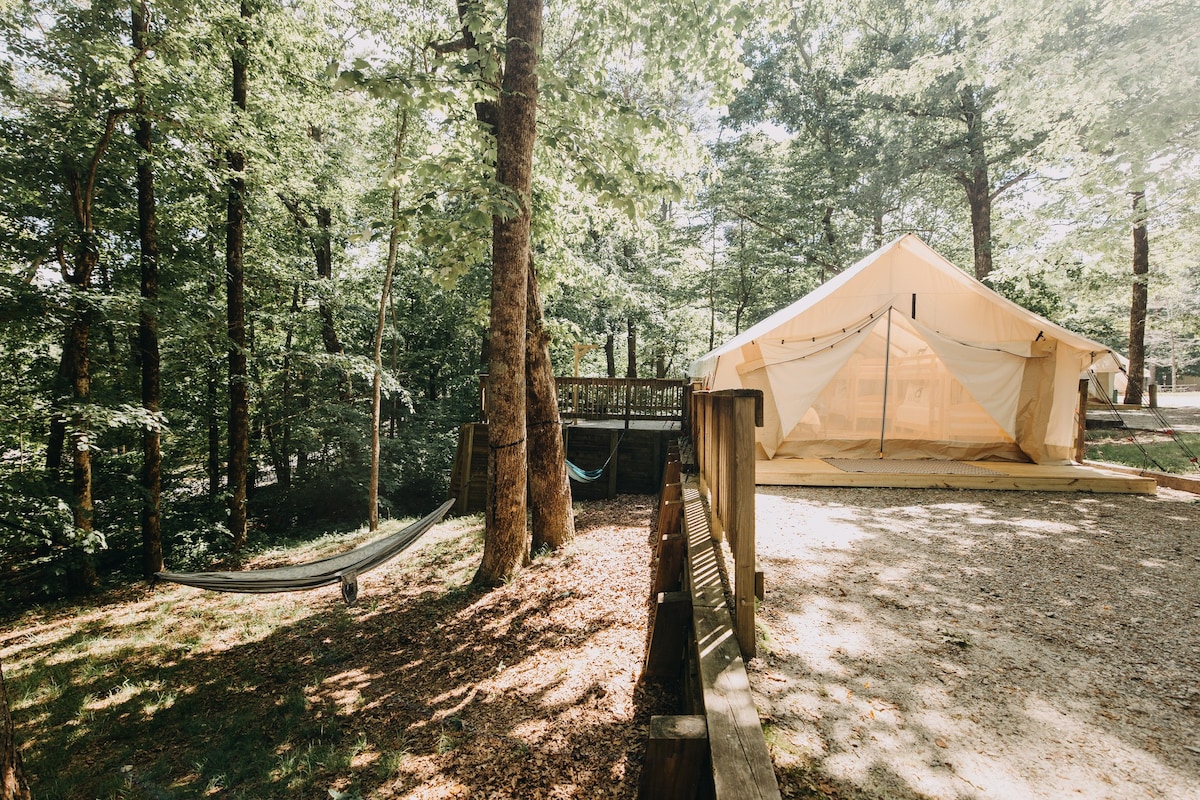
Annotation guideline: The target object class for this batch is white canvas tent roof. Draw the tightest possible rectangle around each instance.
[690,235,1122,464]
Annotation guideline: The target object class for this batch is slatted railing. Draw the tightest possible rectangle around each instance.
[555,377,687,421]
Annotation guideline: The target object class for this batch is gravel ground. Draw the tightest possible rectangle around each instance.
[747,485,1200,800]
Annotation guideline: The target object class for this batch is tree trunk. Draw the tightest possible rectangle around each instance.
[206,273,221,500]
[604,333,616,378]
[226,0,251,553]
[626,317,637,378]
[133,2,163,577]
[526,254,574,552]
[474,0,542,587]
[958,88,994,282]
[1125,188,1149,406]
[371,107,409,531]
[52,106,124,594]
[0,656,31,800]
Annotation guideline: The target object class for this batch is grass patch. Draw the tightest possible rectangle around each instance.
[1085,429,1200,474]
[6,513,486,800]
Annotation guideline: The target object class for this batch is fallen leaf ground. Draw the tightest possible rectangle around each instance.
[2,495,677,800]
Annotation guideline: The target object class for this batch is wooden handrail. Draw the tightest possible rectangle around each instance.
[554,377,687,421]
[689,389,763,659]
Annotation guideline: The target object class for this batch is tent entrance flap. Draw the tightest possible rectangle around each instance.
[772,311,1022,461]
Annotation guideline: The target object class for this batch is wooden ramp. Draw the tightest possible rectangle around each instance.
[756,458,1156,494]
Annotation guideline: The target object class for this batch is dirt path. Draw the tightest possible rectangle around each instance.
[747,486,1200,800]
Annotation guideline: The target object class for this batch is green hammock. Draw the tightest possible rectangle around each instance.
[565,432,624,483]
[155,499,455,604]
[566,461,607,483]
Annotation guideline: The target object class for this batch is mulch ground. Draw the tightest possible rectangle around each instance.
[3,495,678,800]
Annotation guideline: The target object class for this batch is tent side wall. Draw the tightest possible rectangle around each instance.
[691,236,1117,466]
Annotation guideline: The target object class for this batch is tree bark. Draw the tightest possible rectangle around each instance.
[526,254,574,552]
[226,0,251,553]
[0,656,30,800]
[626,317,637,378]
[206,272,221,500]
[280,192,344,356]
[133,2,163,577]
[371,107,409,532]
[474,0,542,587]
[958,88,994,282]
[1125,188,1149,406]
[58,105,124,593]
[604,333,616,378]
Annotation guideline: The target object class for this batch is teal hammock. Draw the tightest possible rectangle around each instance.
[565,433,624,483]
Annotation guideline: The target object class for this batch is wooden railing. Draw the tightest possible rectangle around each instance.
[556,377,688,421]
[478,375,687,423]
[641,407,780,800]
[689,388,763,658]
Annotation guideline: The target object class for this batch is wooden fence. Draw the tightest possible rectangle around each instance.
[641,418,780,800]
[477,375,688,423]
[689,388,764,657]
[556,377,688,421]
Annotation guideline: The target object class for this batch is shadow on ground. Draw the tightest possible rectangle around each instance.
[751,487,1200,800]
[5,496,674,799]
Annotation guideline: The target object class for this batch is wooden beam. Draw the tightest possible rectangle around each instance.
[653,533,685,594]
[731,395,757,659]
[683,483,781,800]
[607,429,620,499]
[755,458,1156,494]
[638,715,710,800]
[644,591,692,679]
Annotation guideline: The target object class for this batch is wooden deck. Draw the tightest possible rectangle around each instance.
[756,458,1157,494]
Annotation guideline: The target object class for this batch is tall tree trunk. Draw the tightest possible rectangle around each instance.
[474,0,541,587]
[958,88,994,282]
[226,0,251,553]
[371,107,409,532]
[0,656,30,800]
[626,317,637,378]
[526,254,574,552]
[604,333,616,378]
[280,191,343,356]
[1125,188,1149,406]
[206,271,221,500]
[58,108,124,593]
[133,2,163,577]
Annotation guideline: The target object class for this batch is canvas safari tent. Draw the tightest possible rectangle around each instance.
[690,235,1122,465]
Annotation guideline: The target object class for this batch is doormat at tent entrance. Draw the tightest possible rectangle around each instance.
[823,459,1004,477]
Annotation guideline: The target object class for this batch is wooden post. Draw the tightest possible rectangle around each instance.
[637,715,709,800]
[624,377,632,430]
[450,423,476,515]
[731,394,757,660]
[653,533,686,594]
[644,591,692,678]
[607,429,620,499]
[656,459,682,539]
[1075,377,1089,463]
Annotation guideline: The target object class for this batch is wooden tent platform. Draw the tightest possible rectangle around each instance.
[756,458,1157,494]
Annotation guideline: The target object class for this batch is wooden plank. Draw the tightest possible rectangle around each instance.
[731,396,757,660]
[683,483,781,800]
[607,429,620,499]
[1083,459,1200,495]
[638,715,709,800]
[644,591,692,679]
[755,458,1156,494]
[653,533,685,594]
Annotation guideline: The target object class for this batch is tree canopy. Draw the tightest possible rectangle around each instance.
[0,0,1197,600]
